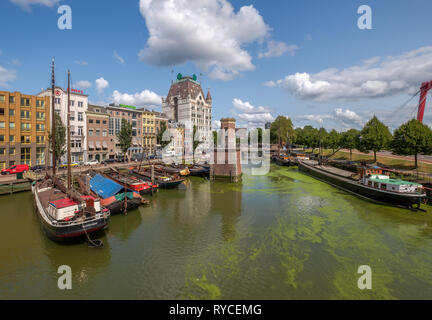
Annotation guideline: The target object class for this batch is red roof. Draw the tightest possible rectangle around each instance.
[50,198,79,209]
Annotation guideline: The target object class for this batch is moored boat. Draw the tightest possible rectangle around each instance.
[298,160,426,209]
[102,169,158,195]
[271,155,291,166]
[32,176,110,241]
[78,172,144,214]
[130,167,185,189]
[187,164,210,176]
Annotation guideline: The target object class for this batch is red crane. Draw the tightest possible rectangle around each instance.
[417,81,432,123]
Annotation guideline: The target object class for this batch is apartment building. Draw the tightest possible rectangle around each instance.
[141,109,156,155]
[106,104,143,157]
[38,87,88,163]
[86,105,114,161]
[0,91,50,169]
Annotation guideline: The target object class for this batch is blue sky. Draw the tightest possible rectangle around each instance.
[1,0,432,131]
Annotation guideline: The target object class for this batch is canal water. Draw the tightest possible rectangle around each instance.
[1,165,432,299]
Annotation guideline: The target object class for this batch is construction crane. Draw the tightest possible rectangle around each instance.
[417,81,432,123]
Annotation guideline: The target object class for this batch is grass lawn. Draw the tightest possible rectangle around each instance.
[304,148,432,175]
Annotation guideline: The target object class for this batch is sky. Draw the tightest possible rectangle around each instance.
[1,0,432,131]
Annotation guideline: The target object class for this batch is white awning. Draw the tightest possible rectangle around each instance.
[95,141,102,149]
[88,141,94,150]
[102,141,108,149]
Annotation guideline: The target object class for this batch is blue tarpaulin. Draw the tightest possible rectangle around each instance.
[89,173,123,199]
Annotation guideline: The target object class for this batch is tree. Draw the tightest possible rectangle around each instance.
[48,112,66,164]
[270,116,295,147]
[358,115,392,163]
[157,121,169,148]
[318,127,329,154]
[391,119,432,169]
[340,129,360,160]
[302,125,319,150]
[327,129,341,153]
[212,130,218,146]
[117,118,133,156]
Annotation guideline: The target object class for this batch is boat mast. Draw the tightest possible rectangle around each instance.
[51,59,56,176]
[67,70,72,190]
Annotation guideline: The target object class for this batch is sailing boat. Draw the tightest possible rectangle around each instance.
[32,60,110,241]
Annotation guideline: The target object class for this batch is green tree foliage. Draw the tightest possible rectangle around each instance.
[302,125,319,150]
[212,130,218,146]
[327,129,341,153]
[270,116,295,147]
[48,112,66,163]
[157,121,169,148]
[391,119,432,168]
[319,127,329,153]
[117,118,133,156]
[340,129,360,160]
[358,116,392,163]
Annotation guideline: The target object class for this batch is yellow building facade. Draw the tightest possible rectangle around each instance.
[142,109,156,154]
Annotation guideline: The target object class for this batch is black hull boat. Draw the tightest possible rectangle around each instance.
[130,169,185,189]
[188,165,210,176]
[32,179,110,241]
[272,156,291,166]
[298,160,426,209]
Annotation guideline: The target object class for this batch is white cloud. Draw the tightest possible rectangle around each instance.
[294,108,364,129]
[95,77,109,94]
[75,80,92,89]
[212,120,221,130]
[9,0,60,11]
[232,98,271,114]
[258,41,298,58]
[0,65,17,88]
[111,89,162,107]
[334,108,363,127]
[75,60,88,66]
[267,46,432,101]
[113,51,125,65]
[231,98,273,127]
[138,0,269,80]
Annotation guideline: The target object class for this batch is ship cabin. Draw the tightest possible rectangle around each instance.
[360,168,423,194]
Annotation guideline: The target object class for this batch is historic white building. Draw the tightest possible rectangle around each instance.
[162,74,212,133]
[38,87,88,163]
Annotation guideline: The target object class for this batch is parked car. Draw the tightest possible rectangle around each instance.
[1,164,29,175]
[84,159,99,166]
[102,158,116,164]
[59,162,79,169]
[30,165,46,171]
[116,156,127,163]
[131,153,146,162]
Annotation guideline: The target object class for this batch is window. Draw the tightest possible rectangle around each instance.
[74,140,82,148]
[78,101,83,107]
[36,100,45,108]
[103,120,107,124]
[102,129,107,137]
[9,122,14,129]
[0,122,4,129]
[21,123,31,131]
[36,124,45,131]
[20,98,31,106]
[69,111,75,121]
[36,147,45,165]
[96,129,100,136]
[0,162,5,170]
[0,148,4,155]
[21,136,31,144]
[9,161,15,166]
[10,135,14,142]
[70,100,75,106]
[0,135,5,142]
[78,112,83,121]
[36,112,45,120]
[9,109,14,116]
[55,98,60,104]
[9,96,15,103]
[0,108,4,116]
[36,136,45,144]
[20,110,31,119]
[89,129,93,136]
[96,120,100,124]
[20,147,31,165]
[9,148,15,155]
[0,95,5,102]
[89,119,94,124]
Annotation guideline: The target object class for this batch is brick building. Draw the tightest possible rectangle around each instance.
[0,91,50,169]
[86,105,114,161]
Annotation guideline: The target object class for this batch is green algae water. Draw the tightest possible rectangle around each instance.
[1,165,432,299]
